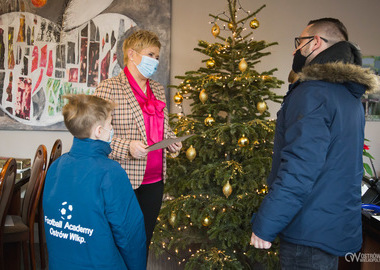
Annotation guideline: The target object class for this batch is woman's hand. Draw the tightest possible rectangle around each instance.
[130,141,148,159]
[167,142,182,153]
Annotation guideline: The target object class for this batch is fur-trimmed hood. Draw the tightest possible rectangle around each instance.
[299,62,380,95]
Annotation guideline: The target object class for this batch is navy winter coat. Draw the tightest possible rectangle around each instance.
[43,138,146,269]
[251,62,379,256]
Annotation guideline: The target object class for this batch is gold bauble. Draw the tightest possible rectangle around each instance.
[228,21,234,30]
[174,92,183,104]
[202,216,212,226]
[238,58,248,73]
[223,181,232,198]
[204,114,215,126]
[211,23,220,37]
[256,101,267,114]
[169,212,176,227]
[186,145,196,162]
[206,58,216,69]
[199,89,208,104]
[238,135,250,147]
[250,18,260,29]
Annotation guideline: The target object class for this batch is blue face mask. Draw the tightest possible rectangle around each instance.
[102,127,114,143]
[133,51,159,78]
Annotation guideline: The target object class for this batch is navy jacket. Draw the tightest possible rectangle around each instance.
[251,61,379,256]
[43,138,146,269]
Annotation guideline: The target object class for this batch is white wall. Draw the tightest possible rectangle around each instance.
[1,0,380,173]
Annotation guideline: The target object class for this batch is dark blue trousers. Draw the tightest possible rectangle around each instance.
[280,240,338,270]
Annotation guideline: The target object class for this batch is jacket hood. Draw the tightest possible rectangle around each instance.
[298,40,380,96]
[299,62,380,96]
[310,41,362,66]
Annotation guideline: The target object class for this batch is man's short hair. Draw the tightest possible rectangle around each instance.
[62,94,115,139]
[307,18,348,42]
[123,30,161,66]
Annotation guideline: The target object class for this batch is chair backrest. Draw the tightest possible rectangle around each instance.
[0,158,17,230]
[21,145,47,226]
[48,139,62,169]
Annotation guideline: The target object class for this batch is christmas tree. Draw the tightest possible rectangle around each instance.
[152,0,283,269]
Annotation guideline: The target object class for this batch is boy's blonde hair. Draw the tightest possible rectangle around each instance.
[123,30,161,66]
[62,94,115,139]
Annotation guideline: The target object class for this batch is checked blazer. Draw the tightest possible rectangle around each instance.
[94,71,176,189]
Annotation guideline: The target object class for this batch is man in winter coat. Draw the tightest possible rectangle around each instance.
[250,18,379,269]
[43,94,146,270]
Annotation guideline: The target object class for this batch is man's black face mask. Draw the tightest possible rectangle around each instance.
[292,38,315,73]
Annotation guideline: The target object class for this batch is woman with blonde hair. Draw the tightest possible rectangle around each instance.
[95,29,181,253]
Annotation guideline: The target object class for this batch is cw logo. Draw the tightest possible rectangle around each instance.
[345,252,361,262]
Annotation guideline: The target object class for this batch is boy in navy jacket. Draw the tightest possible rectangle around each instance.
[43,94,146,270]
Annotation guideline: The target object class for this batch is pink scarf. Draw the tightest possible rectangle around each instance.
[124,67,165,143]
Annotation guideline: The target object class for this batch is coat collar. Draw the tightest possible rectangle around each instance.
[70,137,112,157]
[298,62,380,94]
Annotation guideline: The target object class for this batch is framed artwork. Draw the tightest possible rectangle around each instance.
[0,0,171,130]
[362,56,380,121]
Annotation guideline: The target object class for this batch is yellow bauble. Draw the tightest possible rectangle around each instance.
[223,181,232,198]
[206,58,216,69]
[169,212,176,227]
[199,89,208,104]
[228,21,234,30]
[204,114,215,126]
[256,101,267,114]
[250,18,260,29]
[186,145,196,162]
[174,92,183,104]
[202,216,212,226]
[238,58,248,73]
[238,135,249,147]
[211,23,220,37]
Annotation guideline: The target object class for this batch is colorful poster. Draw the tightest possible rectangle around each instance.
[0,0,170,130]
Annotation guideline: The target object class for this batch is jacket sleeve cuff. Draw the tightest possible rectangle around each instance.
[251,213,278,242]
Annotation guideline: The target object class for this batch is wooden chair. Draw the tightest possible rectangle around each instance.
[0,158,17,270]
[4,145,47,270]
[38,139,62,269]
[48,139,63,170]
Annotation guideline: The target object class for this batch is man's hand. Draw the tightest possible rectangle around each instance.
[250,232,272,249]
